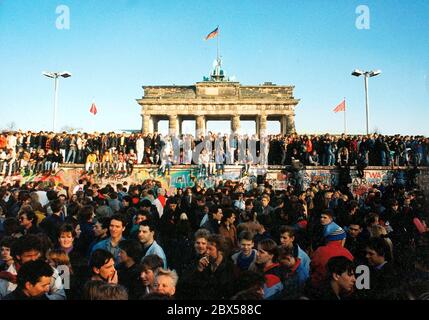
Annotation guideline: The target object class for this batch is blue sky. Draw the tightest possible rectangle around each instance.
[0,0,428,135]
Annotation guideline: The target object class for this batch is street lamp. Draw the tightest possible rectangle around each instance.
[42,71,72,132]
[351,69,381,135]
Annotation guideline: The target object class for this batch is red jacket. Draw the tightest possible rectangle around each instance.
[305,140,313,153]
[350,140,358,153]
[310,241,354,288]
[0,136,7,149]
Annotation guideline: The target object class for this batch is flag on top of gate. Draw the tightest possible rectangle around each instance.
[90,102,97,115]
[205,26,219,40]
[333,99,346,113]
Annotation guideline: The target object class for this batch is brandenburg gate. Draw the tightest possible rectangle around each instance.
[137,64,300,137]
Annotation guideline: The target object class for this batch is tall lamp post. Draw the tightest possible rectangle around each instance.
[351,69,381,135]
[42,71,72,132]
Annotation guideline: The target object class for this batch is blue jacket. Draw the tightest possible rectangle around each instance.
[296,244,310,284]
[91,237,124,266]
[281,258,307,299]
[144,240,167,269]
[263,263,284,300]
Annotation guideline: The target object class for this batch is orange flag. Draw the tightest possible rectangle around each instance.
[333,100,346,113]
[205,27,219,40]
[90,102,97,115]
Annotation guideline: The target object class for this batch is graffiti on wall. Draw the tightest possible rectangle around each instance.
[0,166,245,195]
[1,166,426,197]
[303,170,339,190]
[0,169,81,188]
[221,170,242,181]
[351,170,395,196]
[170,170,195,189]
[242,175,258,191]
[266,171,290,190]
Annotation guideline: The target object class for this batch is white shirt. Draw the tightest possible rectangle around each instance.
[152,198,164,218]
[6,135,17,149]
[136,138,145,152]
[76,137,84,150]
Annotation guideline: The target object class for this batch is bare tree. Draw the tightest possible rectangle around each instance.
[373,126,381,135]
[4,121,17,131]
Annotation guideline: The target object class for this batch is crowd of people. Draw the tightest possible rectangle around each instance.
[0,165,428,300]
[0,131,428,178]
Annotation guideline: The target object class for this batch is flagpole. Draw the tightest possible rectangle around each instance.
[92,98,95,134]
[217,25,220,62]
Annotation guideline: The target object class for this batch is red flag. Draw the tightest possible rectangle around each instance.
[333,100,346,113]
[205,27,219,40]
[90,102,97,115]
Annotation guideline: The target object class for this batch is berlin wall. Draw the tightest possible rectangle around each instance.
[2,165,428,199]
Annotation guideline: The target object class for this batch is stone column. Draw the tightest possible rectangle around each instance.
[231,115,240,133]
[286,113,296,134]
[196,115,206,137]
[259,114,267,138]
[178,117,183,136]
[153,116,158,132]
[281,115,287,135]
[255,116,260,137]
[169,114,178,136]
[148,116,154,133]
[142,114,151,134]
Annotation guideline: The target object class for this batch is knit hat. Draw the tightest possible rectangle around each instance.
[324,221,346,241]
